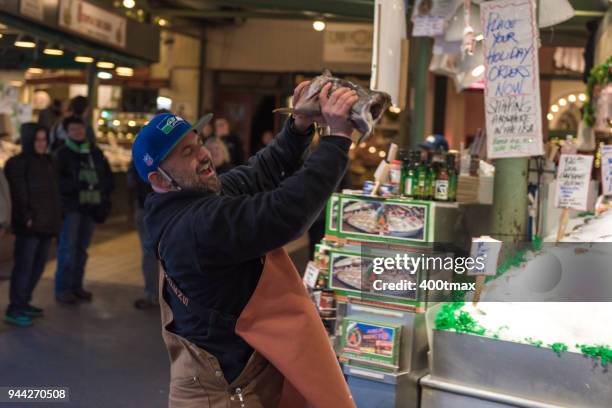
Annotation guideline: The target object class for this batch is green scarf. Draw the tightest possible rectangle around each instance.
[66,139,101,205]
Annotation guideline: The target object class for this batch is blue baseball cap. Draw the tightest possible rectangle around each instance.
[420,134,449,152]
[132,112,213,182]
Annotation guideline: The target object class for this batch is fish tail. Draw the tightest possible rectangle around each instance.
[272,107,294,115]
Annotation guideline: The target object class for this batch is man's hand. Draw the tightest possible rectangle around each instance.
[291,81,315,133]
[319,84,358,139]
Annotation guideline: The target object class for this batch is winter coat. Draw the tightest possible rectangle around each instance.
[4,126,61,236]
[0,168,10,229]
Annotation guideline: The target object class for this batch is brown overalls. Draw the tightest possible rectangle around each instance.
[159,248,355,408]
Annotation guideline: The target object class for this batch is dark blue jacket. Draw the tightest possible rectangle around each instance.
[144,119,350,382]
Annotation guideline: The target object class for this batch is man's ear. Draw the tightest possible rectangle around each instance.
[148,171,171,192]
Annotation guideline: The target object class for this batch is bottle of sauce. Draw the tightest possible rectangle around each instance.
[425,152,436,200]
[415,151,428,200]
[434,155,449,201]
[402,151,417,199]
[447,154,458,202]
[389,159,402,196]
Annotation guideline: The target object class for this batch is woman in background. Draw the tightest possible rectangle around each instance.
[4,123,61,327]
[204,136,233,175]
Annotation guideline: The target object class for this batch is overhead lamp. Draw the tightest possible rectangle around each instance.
[368,146,376,154]
[471,65,485,77]
[378,150,386,158]
[43,45,64,56]
[156,96,172,110]
[112,119,121,126]
[551,104,559,113]
[0,34,3,39]
[578,93,587,102]
[97,71,113,79]
[15,35,36,48]
[123,0,135,9]
[96,61,115,69]
[157,18,168,27]
[359,142,366,148]
[75,55,94,63]
[115,66,134,77]
[313,20,326,31]
[558,98,567,106]
[127,120,136,127]
[547,113,554,121]
[568,94,577,102]
[27,67,43,74]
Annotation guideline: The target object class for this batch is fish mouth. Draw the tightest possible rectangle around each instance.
[369,102,384,122]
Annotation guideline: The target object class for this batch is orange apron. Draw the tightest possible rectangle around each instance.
[159,247,355,408]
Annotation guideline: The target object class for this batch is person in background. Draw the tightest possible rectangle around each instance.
[204,136,233,175]
[38,99,63,131]
[127,161,159,309]
[214,117,244,166]
[50,96,96,150]
[0,166,10,240]
[4,124,61,326]
[54,116,114,304]
[201,121,214,141]
[258,129,274,151]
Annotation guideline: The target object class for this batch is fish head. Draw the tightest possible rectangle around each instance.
[293,70,335,111]
[350,91,392,141]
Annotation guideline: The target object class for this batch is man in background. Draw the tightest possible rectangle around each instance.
[214,117,244,166]
[54,116,114,304]
[50,96,96,150]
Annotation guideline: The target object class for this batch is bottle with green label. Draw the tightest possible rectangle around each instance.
[415,151,428,200]
[447,153,458,202]
[434,155,449,201]
[425,152,436,200]
[401,151,417,198]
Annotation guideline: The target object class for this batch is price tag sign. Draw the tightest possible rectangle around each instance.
[303,261,320,289]
[481,0,544,158]
[601,145,612,196]
[468,236,502,276]
[555,154,594,211]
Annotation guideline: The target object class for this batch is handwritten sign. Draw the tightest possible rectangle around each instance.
[555,154,594,211]
[468,236,502,277]
[601,145,612,196]
[481,0,543,159]
[303,261,320,289]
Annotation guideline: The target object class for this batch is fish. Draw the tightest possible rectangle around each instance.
[273,70,392,143]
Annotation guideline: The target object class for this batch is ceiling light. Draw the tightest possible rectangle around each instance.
[115,66,134,77]
[112,119,121,126]
[471,65,485,77]
[568,94,576,102]
[123,0,135,9]
[127,120,136,127]
[368,146,376,154]
[558,98,567,106]
[551,104,559,113]
[578,93,587,102]
[27,67,43,74]
[97,71,113,79]
[75,55,94,63]
[547,113,554,121]
[0,34,4,39]
[313,20,326,31]
[156,96,172,110]
[157,18,168,27]
[378,151,386,158]
[97,119,105,125]
[43,45,64,56]
[96,61,115,69]
[15,35,36,48]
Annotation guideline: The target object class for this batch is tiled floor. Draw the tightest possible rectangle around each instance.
[0,220,309,408]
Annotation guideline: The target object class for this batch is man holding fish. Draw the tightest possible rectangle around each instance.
[132,72,388,407]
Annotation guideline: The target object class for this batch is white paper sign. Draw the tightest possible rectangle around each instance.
[601,145,612,196]
[59,0,126,48]
[468,236,501,276]
[481,0,544,159]
[303,261,320,289]
[555,154,594,211]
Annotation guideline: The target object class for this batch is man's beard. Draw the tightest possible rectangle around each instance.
[173,161,222,194]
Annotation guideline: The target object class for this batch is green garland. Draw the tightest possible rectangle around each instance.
[550,342,569,357]
[576,344,612,366]
[583,56,612,127]
[434,302,486,335]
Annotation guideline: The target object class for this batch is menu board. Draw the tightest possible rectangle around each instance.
[481,0,544,159]
[601,145,612,196]
[555,154,594,211]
